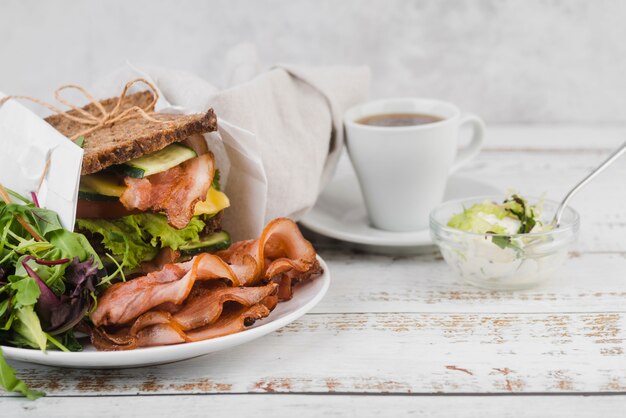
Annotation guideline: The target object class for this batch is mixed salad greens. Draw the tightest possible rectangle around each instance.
[0,187,115,399]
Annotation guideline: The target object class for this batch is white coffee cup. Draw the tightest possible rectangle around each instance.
[344,98,485,232]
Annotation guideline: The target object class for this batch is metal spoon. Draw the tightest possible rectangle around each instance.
[552,141,626,226]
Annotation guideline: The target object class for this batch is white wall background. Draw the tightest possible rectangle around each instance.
[1,0,626,123]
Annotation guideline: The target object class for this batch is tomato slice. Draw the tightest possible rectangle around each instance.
[76,200,141,219]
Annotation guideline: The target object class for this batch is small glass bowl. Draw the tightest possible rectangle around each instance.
[430,196,580,290]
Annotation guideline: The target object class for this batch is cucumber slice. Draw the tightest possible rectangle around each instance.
[118,143,198,178]
[179,231,231,256]
[77,190,118,201]
[80,173,126,197]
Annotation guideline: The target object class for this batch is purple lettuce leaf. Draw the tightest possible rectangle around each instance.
[21,257,63,321]
[22,256,102,335]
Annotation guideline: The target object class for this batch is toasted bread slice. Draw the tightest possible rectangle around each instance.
[45,91,217,175]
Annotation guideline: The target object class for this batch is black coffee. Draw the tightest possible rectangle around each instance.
[357,113,443,127]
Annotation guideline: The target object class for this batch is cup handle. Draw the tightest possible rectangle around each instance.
[450,113,485,172]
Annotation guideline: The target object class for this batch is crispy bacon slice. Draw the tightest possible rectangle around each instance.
[120,153,215,229]
[217,218,318,285]
[94,303,273,350]
[91,263,186,327]
[136,323,188,347]
[185,303,271,342]
[91,254,242,327]
[124,282,276,334]
[272,258,323,301]
[91,283,278,350]
[91,321,187,351]
[173,282,277,330]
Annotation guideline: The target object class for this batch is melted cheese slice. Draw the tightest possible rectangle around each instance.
[194,187,230,216]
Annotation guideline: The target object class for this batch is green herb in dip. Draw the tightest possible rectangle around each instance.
[448,194,545,236]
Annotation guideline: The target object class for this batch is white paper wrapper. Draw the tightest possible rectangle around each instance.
[0,92,83,230]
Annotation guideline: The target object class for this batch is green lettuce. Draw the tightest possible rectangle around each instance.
[447,201,510,234]
[140,214,204,249]
[0,348,44,400]
[12,305,47,351]
[76,213,205,270]
[75,218,156,269]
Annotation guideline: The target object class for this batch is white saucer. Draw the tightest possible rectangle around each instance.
[300,156,498,251]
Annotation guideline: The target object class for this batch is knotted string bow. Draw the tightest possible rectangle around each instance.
[0,77,168,141]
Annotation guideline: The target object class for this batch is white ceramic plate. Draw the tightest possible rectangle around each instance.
[300,156,498,249]
[2,256,330,369]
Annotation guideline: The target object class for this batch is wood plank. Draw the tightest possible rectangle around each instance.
[313,252,626,314]
[3,394,626,418]
[3,311,626,396]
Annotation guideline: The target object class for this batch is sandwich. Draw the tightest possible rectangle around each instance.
[45,90,230,274]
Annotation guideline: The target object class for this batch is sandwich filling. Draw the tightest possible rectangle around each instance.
[75,141,230,272]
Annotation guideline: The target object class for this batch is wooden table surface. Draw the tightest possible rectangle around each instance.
[3,125,626,417]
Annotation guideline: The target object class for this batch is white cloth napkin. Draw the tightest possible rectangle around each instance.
[94,61,370,240]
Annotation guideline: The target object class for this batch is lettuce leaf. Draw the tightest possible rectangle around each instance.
[13,305,47,351]
[9,276,40,307]
[139,214,204,249]
[29,207,64,237]
[448,194,545,238]
[0,348,44,400]
[47,229,103,269]
[75,218,156,270]
[76,214,205,270]
[447,201,510,234]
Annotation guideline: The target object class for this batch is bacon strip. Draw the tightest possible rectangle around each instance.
[91,322,187,350]
[134,323,188,348]
[123,282,278,335]
[217,218,318,286]
[120,153,215,229]
[173,282,277,330]
[185,303,271,342]
[94,303,273,350]
[272,258,323,301]
[91,283,278,350]
[91,254,242,327]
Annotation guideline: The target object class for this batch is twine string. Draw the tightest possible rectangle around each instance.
[0,77,168,141]
[0,78,171,206]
